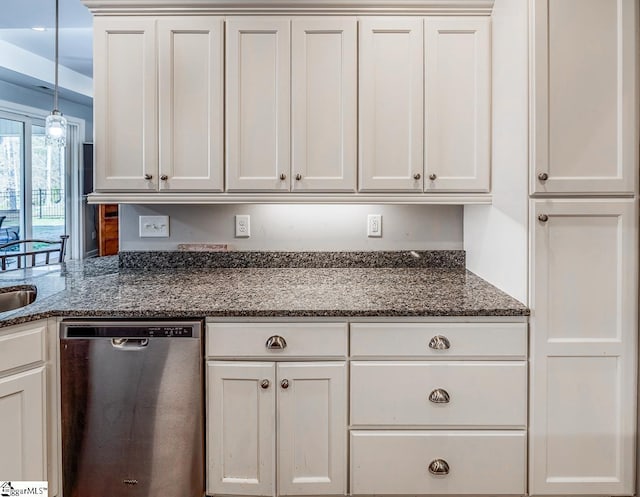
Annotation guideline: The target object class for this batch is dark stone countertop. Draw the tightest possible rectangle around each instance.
[0,252,529,328]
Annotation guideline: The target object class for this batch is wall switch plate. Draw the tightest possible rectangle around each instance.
[139,215,170,237]
[368,214,382,237]
[235,214,250,238]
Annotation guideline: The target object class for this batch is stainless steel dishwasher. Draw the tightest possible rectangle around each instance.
[60,320,204,497]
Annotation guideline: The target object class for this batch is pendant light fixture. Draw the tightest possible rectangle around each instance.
[45,0,67,148]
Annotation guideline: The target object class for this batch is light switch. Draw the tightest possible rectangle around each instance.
[139,215,169,237]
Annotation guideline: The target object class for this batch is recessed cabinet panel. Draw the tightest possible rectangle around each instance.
[277,362,347,496]
[529,199,637,495]
[158,18,223,191]
[94,17,157,191]
[226,18,291,192]
[531,0,637,194]
[207,361,276,496]
[0,367,46,481]
[359,17,424,191]
[291,18,357,192]
[424,17,490,192]
[546,356,620,480]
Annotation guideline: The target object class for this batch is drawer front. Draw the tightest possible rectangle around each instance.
[351,361,526,427]
[0,323,46,375]
[350,430,526,495]
[207,322,348,358]
[350,322,527,358]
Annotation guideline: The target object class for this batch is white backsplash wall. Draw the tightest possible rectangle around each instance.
[119,204,463,251]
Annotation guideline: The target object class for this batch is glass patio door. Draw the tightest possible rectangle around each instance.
[0,116,24,245]
[0,113,68,250]
[31,124,66,241]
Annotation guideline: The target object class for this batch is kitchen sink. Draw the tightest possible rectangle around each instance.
[0,286,37,312]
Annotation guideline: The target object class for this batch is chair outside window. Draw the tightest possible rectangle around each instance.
[0,235,69,271]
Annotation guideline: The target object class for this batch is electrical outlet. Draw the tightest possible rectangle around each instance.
[139,215,170,237]
[235,214,250,238]
[367,214,382,237]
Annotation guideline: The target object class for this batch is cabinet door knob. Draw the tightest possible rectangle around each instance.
[144,174,152,180]
[429,173,437,181]
[538,172,549,181]
[280,173,287,181]
[160,174,168,181]
[295,173,302,181]
[428,388,450,404]
[538,214,549,223]
[428,335,450,350]
[265,335,287,350]
[428,459,450,476]
[281,379,289,389]
[413,173,421,180]
[260,379,270,389]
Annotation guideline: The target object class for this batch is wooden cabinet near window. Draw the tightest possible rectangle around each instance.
[98,204,119,256]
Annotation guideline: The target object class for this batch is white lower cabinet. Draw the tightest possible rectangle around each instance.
[206,322,348,497]
[349,321,528,496]
[0,321,50,487]
[529,199,637,495]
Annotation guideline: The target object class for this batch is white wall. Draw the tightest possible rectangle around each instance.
[119,204,463,252]
[463,0,529,303]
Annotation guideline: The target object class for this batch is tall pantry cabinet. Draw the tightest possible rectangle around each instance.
[528,0,639,495]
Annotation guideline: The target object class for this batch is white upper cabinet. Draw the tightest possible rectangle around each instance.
[226,18,291,192]
[530,0,638,195]
[359,17,424,192]
[94,16,224,192]
[359,16,491,193]
[94,17,157,191]
[529,199,637,495]
[89,4,495,201]
[424,17,491,192]
[158,17,224,191]
[227,17,357,193]
[291,18,357,192]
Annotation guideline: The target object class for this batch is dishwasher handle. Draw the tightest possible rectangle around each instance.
[111,338,149,349]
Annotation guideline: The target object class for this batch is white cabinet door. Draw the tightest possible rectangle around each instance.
[530,0,638,194]
[529,199,637,495]
[424,17,490,192]
[359,17,424,191]
[0,367,46,481]
[291,18,357,192]
[226,18,291,192]
[277,362,347,496]
[158,17,223,192]
[207,361,276,497]
[93,17,157,191]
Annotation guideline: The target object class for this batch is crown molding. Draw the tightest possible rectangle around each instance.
[80,0,494,16]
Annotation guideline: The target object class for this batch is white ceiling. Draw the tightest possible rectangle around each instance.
[0,0,93,103]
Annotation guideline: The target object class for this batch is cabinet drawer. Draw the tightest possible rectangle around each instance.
[206,322,348,358]
[351,361,526,427]
[0,323,46,375]
[350,430,526,495]
[350,322,526,358]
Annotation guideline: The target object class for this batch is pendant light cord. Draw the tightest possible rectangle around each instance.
[54,0,59,111]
